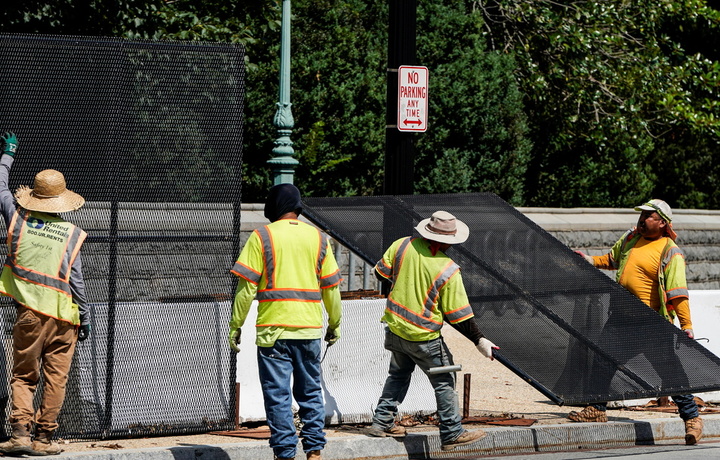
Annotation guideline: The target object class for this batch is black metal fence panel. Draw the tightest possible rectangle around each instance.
[302,193,720,405]
[0,34,243,439]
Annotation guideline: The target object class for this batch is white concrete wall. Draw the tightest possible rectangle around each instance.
[237,292,720,420]
[236,299,436,423]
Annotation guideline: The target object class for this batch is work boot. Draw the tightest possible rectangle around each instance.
[306,450,322,460]
[441,429,487,451]
[685,417,703,445]
[0,424,33,455]
[567,406,608,423]
[30,430,63,456]
[366,424,406,438]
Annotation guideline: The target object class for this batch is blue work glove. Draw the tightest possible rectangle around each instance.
[1,132,18,157]
[324,326,340,346]
[78,324,91,341]
[228,327,241,353]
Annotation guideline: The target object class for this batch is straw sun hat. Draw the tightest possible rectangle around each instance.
[14,169,85,213]
[415,210,470,245]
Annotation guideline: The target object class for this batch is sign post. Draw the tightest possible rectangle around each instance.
[397,65,428,132]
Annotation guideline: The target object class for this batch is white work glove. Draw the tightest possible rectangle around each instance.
[574,250,594,265]
[476,337,499,360]
[683,329,695,339]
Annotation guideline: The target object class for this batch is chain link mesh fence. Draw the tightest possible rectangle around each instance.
[303,193,720,406]
[0,34,244,439]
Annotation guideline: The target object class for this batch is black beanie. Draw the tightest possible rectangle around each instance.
[264,183,303,222]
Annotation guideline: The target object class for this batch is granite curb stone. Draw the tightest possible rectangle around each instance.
[51,414,720,459]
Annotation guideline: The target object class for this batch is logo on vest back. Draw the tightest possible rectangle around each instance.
[27,217,45,229]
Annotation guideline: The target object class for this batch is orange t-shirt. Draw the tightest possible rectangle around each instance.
[593,237,692,329]
[617,237,665,309]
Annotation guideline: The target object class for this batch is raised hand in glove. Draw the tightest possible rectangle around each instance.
[1,132,18,157]
[228,327,241,353]
[78,324,91,341]
[324,326,340,346]
[476,337,499,360]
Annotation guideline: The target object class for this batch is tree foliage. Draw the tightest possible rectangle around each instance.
[480,0,720,207]
[2,1,720,207]
[414,1,530,204]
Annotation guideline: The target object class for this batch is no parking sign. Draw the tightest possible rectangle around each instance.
[397,65,428,132]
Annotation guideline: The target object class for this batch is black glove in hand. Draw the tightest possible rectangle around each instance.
[78,324,91,341]
[324,326,340,346]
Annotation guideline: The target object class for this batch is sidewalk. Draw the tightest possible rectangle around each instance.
[48,413,720,459]
[42,326,720,459]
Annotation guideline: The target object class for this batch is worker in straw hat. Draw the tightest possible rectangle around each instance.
[0,132,90,456]
[367,210,498,451]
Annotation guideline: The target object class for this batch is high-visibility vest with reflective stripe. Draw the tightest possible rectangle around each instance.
[611,231,688,323]
[0,209,86,325]
[230,219,342,328]
[375,237,474,341]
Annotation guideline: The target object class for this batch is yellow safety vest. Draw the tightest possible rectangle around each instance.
[230,219,342,328]
[0,209,87,325]
[375,237,474,341]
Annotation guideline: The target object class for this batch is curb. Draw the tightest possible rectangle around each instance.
[54,414,720,459]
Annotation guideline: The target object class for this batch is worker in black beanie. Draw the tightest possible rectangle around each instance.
[264,183,303,223]
[230,182,341,460]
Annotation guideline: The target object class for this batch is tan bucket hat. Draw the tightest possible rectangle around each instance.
[15,169,85,213]
[415,210,470,244]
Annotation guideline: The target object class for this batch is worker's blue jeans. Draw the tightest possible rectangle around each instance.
[257,339,326,459]
[372,328,464,444]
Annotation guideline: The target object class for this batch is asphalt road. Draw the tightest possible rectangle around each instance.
[479,439,720,459]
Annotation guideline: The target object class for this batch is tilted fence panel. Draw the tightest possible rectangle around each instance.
[303,193,720,406]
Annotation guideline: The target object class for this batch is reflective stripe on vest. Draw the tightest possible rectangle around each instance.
[386,297,443,332]
[255,225,329,301]
[391,238,412,283]
[257,288,322,302]
[422,261,460,317]
[4,263,72,295]
[444,303,474,323]
[662,246,689,300]
[375,237,412,281]
[230,260,262,284]
[320,270,342,288]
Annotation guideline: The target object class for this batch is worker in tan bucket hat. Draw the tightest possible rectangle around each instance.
[0,132,90,456]
[368,210,497,451]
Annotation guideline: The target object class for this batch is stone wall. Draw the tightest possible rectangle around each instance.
[327,206,720,292]
[21,203,717,303]
[521,207,720,290]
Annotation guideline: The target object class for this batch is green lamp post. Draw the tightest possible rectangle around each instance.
[267,0,298,185]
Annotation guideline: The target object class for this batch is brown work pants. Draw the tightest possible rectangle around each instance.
[9,306,77,436]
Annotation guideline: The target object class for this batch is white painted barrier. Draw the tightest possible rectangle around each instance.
[237,292,720,420]
[236,299,436,423]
